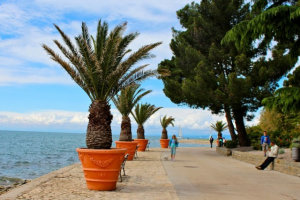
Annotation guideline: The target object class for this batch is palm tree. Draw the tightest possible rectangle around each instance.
[211,121,228,139]
[43,20,161,149]
[131,103,162,139]
[160,115,175,139]
[113,84,151,141]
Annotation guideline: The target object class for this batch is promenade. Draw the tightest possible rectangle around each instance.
[1,147,300,200]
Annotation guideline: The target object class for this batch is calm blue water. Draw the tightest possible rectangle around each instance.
[0,130,209,180]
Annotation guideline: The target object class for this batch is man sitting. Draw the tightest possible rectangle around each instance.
[256,141,279,170]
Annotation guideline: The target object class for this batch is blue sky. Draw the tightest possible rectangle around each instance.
[0,0,260,137]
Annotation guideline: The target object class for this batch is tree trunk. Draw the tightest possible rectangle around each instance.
[233,109,250,146]
[86,100,113,149]
[218,132,222,139]
[161,128,168,139]
[224,106,237,141]
[137,124,145,139]
[119,115,132,141]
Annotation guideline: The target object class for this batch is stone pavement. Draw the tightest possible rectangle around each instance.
[0,149,177,200]
[163,147,300,200]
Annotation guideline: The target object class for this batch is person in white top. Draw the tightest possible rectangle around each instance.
[256,141,279,170]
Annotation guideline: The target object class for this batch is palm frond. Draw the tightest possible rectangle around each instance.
[131,103,162,125]
[160,115,175,128]
[112,84,151,116]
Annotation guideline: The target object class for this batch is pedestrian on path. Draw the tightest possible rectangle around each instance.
[256,141,279,170]
[169,134,179,161]
[209,135,214,148]
[261,131,270,157]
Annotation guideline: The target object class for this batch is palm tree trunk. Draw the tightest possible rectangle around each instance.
[137,124,145,139]
[224,106,237,141]
[86,100,113,149]
[218,132,222,139]
[161,128,168,139]
[233,109,250,146]
[119,115,132,141]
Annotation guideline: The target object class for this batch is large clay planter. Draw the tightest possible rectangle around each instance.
[160,139,170,148]
[76,148,126,191]
[115,141,138,161]
[134,139,149,152]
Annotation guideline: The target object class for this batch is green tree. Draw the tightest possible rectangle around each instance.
[210,121,228,139]
[43,20,161,149]
[131,103,162,139]
[160,115,175,139]
[113,84,151,141]
[223,0,300,114]
[158,0,295,146]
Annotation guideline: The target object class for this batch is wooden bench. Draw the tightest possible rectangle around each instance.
[119,154,129,182]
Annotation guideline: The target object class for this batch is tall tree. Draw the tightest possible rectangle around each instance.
[224,0,300,114]
[43,20,161,149]
[131,103,162,139]
[159,0,248,144]
[113,84,151,141]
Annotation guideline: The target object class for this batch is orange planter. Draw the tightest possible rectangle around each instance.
[76,148,126,191]
[134,139,149,151]
[160,139,170,148]
[115,141,138,160]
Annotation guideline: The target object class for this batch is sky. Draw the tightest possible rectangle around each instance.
[0,0,261,137]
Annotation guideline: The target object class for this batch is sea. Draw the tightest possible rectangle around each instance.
[0,130,210,181]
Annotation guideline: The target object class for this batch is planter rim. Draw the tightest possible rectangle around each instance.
[134,139,148,141]
[115,141,138,143]
[76,148,127,154]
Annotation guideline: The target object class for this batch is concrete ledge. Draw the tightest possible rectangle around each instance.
[216,147,232,156]
[231,150,300,177]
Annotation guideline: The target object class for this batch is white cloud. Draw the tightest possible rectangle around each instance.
[0,0,194,85]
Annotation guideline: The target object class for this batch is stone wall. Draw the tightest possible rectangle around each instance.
[216,147,232,156]
[231,150,300,177]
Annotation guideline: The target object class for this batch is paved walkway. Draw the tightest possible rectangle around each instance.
[163,147,300,200]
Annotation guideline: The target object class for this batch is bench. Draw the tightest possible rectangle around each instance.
[119,154,129,182]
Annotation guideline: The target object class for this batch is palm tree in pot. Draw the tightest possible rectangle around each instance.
[113,84,151,159]
[132,103,162,151]
[43,20,161,190]
[160,115,175,148]
[211,121,228,147]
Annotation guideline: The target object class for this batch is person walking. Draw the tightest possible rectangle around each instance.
[209,135,214,148]
[256,141,279,170]
[169,134,179,161]
[261,131,270,157]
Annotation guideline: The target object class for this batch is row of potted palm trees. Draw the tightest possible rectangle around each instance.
[43,20,175,191]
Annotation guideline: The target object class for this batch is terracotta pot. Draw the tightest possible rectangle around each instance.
[76,148,126,191]
[115,141,138,160]
[134,139,149,151]
[160,139,170,148]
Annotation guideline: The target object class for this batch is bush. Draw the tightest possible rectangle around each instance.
[225,140,238,148]
[291,137,300,148]
[278,148,285,154]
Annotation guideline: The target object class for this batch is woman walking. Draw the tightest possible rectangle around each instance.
[169,135,179,161]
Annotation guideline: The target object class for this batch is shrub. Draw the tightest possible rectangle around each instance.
[278,148,285,154]
[291,137,300,148]
[225,140,238,148]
